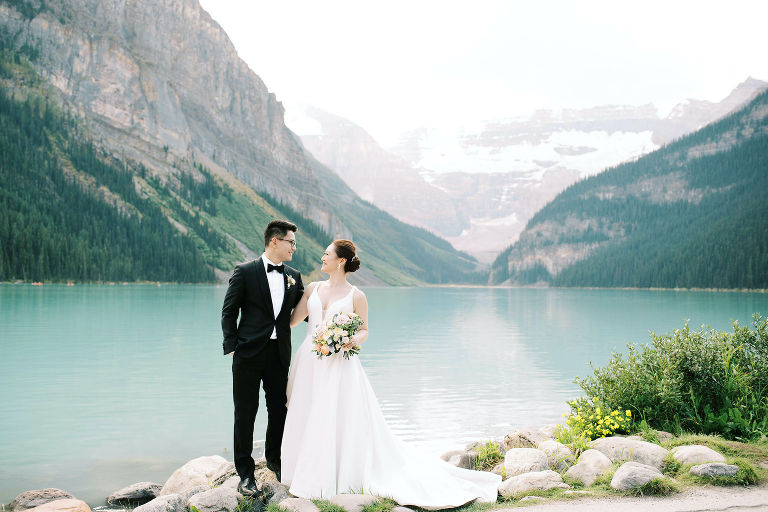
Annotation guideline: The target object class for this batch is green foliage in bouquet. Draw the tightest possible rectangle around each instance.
[575,315,768,441]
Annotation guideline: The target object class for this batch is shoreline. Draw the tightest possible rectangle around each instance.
[2,281,767,294]
[4,427,767,512]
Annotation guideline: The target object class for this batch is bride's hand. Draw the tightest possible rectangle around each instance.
[343,331,365,350]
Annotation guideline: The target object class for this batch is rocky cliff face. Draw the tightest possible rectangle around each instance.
[1,0,338,230]
[292,106,467,237]
[1,0,483,284]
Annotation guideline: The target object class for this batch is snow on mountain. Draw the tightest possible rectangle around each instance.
[402,124,656,177]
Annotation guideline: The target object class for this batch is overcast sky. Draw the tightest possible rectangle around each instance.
[198,0,768,145]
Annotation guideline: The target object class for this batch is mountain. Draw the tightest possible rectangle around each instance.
[289,80,766,262]
[0,0,479,285]
[489,88,768,289]
[289,106,582,263]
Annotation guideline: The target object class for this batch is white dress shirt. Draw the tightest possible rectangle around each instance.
[262,253,285,339]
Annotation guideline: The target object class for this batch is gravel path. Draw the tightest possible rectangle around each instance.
[489,483,768,511]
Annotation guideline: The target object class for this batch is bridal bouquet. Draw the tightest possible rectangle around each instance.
[312,312,364,360]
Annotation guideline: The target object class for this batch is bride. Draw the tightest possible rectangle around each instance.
[281,239,500,508]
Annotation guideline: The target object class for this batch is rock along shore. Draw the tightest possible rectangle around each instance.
[4,425,767,512]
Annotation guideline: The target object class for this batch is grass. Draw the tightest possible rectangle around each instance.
[626,477,680,496]
[636,420,662,445]
[312,500,347,512]
[361,498,398,512]
[235,497,266,512]
[473,441,505,471]
[661,453,682,476]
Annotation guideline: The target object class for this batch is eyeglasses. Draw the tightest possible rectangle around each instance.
[276,238,297,248]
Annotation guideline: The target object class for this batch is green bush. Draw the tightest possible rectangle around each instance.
[575,315,768,441]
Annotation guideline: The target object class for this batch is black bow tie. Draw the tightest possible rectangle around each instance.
[267,263,284,273]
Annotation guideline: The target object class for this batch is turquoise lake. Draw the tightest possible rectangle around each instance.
[1,284,766,504]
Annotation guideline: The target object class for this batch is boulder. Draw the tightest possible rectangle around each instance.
[497,470,569,497]
[187,487,239,512]
[690,463,740,478]
[440,450,477,469]
[502,448,549,477]
[610,461,665,491]
[160,455,230,495]
[537,440,575,471]
[24,500,90,512]
[538,425,558,438]
[390,508,414,512]
[266,484,291,506]
[210,462,239,488]
[134,494,186,512]
[439,450,464,462]
[447,452,477,470]
[503,428,551,450]
[592,437,669,470]
[563,449,613,487]
[219,476,240,490]
[182,487,210,501]
[10,490,75,512]
[254,465,290,503]
[329,494,377,512]
[671,445,726,465]
[107,482,162,506]
[278,498,320,512]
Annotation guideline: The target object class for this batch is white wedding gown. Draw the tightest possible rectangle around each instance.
[281,285,500,508]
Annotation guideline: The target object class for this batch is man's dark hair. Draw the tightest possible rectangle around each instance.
[264,220,298,248]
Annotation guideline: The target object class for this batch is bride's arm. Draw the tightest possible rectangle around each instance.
[290,282,316,327]
[344,289,369,348]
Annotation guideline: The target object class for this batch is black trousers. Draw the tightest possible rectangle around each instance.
[232,340,288,479]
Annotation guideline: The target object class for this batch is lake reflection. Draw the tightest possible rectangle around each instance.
[1,284,766,504]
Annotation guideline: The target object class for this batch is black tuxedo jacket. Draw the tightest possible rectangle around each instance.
[221,257,304,367]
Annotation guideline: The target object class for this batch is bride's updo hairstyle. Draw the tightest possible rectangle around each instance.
[333,239,361,273]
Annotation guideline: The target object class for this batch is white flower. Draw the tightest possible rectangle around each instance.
[286,275,296,289]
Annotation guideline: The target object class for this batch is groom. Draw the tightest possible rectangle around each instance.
[221,219,304,496]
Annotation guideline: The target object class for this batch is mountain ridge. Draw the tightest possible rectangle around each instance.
[288,78,767,262]
[488,88,768,289]
[0,0,479,285]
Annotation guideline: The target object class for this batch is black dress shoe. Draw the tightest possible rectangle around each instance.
[266,461,281,481]
[237,476,258,496]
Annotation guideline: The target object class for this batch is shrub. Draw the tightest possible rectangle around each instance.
[575,315,768,441]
